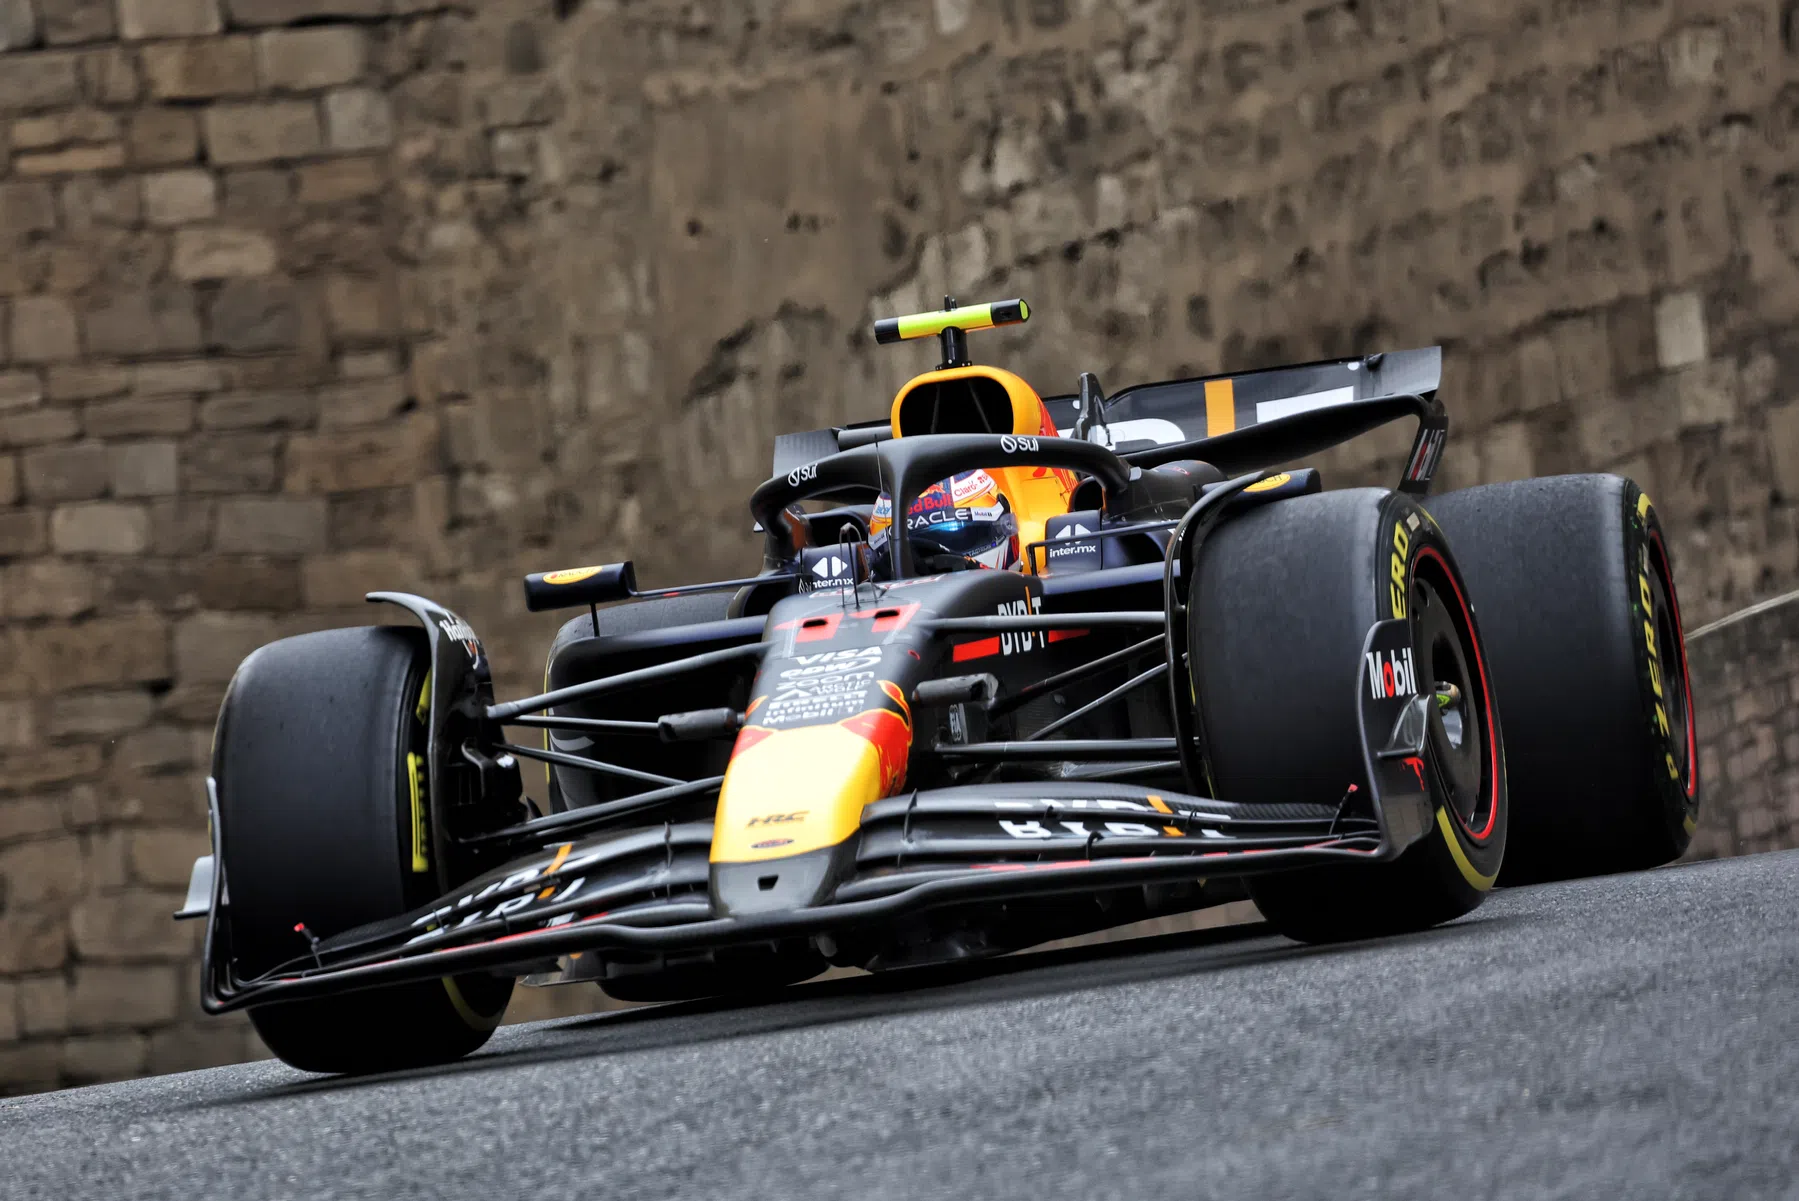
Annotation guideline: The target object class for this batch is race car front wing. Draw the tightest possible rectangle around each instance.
[188,678,1436,1015]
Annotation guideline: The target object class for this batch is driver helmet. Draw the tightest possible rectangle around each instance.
[869,469,1020,571]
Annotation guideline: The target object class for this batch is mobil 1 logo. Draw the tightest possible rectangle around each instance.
[1366,645,1417,700]
[1359,616,1420,707]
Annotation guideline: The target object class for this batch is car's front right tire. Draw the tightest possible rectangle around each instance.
[215,626,511,1075]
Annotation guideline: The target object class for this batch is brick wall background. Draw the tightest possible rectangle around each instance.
[1685,592,1799,859]
[3,0,1799,1093]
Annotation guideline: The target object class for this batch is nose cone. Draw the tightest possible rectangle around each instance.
[708,706,912,916]
[712,848,838,917]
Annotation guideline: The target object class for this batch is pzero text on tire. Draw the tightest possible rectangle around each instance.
[1425,475,1699,883]
[1187,487,1508,943]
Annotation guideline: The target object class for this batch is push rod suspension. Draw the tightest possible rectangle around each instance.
[463,775,726,850]
[496,741,684,790]
[507,715,662,736]
[924,611,1166,634]
[986,634,1165,719]
[1024,662,1169,743]
[487,641,766,722]
[934,738,1179,762]
[1055,760,1184,782]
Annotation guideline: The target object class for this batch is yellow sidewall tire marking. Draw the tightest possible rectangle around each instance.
[409,673,432,874]
[1437,807,1497,891]
[413,665,505,1034]
[406,752,429,873]
[442,978,504,1032]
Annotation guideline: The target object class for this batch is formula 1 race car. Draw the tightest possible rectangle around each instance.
[176,298,1700,1074]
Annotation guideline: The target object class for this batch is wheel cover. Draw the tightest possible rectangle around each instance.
[1410,549,1498,841]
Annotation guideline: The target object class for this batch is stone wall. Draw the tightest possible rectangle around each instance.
[0,0,434,1092]
[1684,592,1799,859]
[3,0,1799,1093]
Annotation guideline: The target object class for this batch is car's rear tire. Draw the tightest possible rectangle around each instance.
[1189,487,1508,943]
[1424,475,1699,882]
[215,626,512,1074]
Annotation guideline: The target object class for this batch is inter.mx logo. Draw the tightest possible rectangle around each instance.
[1366,646,1417,700]
[810,554,854,581]
[1048,523,1097,561]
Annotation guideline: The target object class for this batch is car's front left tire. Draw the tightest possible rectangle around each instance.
[215,626,512,1075]
[1188,487,1509,943]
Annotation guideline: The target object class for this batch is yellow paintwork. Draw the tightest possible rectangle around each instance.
[710,724,886,863]
[541,566,604,585]
[888,365,1077,570]
[1204,378,1236,435]
[888,300,1027,341]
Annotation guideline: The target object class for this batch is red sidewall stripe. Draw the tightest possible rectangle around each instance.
[1415,545,1501,844]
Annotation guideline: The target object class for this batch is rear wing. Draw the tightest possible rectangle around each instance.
[771,346,1447,496]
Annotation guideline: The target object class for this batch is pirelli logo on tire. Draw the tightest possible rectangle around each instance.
[1633,492,1678,781]
[1389,520,1411,619]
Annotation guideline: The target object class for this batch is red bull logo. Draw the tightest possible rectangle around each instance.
[839,682,912,794]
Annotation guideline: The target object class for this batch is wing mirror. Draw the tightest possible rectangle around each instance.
[522,561,638,611]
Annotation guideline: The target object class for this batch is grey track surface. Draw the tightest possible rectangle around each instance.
[5,852,1798,1201]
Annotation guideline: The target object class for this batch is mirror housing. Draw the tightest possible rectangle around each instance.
[522,561,638,612]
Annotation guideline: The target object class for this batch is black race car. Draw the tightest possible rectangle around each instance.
[176,298,1699,1074]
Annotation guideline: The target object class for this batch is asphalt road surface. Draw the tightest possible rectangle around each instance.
[4,851,1797,1201]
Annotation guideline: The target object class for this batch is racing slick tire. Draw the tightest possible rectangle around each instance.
[1189,487,1508,943]
[1423,475,1699,883]
[214,626,512,1074]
